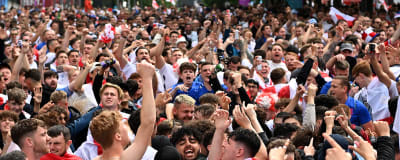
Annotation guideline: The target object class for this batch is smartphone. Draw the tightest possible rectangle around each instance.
[235,30,239,40]
[17,40,22,47]
[369,43,376,56]
[257,64,262,71]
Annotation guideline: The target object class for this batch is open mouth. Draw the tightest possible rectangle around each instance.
[184,148,195,157]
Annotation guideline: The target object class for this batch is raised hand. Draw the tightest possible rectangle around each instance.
[233,105,252,129]
[323,133,352,160]
[304,138,315,156]
[39,46,48,65]
[269,139,290,160]
[33,86,43,105]
[348,133,376,160]
[213,109,231,130]
[136,60,155,79]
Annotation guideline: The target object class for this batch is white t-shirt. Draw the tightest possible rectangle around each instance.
[158,63,178,91]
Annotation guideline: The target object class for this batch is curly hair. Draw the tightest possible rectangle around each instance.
[170,126,202,146]
[36,106,68,127]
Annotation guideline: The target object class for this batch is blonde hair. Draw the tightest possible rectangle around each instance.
[174,94,195,109]
[100,83,124,100]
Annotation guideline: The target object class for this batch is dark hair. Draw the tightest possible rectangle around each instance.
[270,68,286,84]
[47,125,71,142]
[316,106,329,120]
[333,76,351,92]
[0,151,26,160]
[238,65,250,72]
[228,128,261,157]
[315,95,339,109]
[46,39,58,50]
[291,128,314,147]
[36,106,68,127]
[246,79,259,88]
[335,60,350,70]
[44,70,58,80]
[273,123,299,139]
[6,81,22,90]
[11,119,46,147]
[170,127,202,146]
[229,56,241,64]
[253,50,266,59]
[157,120,182,137]
[69,38,79,47]
[128,109,141,134]
[283,114,303,125]
[67,49,79,57]
[194,104,216,119]
[199,93,219,105]
[26,69,41,82]
[95,53,110,62]
[122,79,139,98]
[179,62,197,73]
[106,76,124,86]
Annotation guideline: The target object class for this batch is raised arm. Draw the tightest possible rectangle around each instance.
[150,28,167,57]
[61,26,74,52]
[370,44,392,88]
[114,38,129,69]
[31,22,46,44]
[11,42,30,81]
[154,30,167,69]
[89,40,103,62]
[207,109,231,160]
[69,63,92,92]
[80,28,89,55]
[121,61,156,160]
[382,45,397,80]
[283,85,305,113]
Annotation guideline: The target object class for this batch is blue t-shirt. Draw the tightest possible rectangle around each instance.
[320,81,353,95]
[345,97,372,126]
[171,82,213,105]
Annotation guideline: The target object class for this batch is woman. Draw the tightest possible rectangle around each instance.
[0,110,18,155]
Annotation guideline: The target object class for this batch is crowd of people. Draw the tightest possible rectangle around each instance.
[0,1,399,160]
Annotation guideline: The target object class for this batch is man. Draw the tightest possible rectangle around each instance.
[50,91,81,123]
[67,50,80,67]
[246,79,260,103]
[11,118,50,160]
[90,61,157,160]
[170,127,202,160]
[267,44,288,72]
[171,62,211,103]
[169,31,180,47]
[194,62,214,93]
[284,51,302,72]
[328,76,373,130]
[320,60,350,94]
[0,88,31,120]
[173,94,196,123]
[255,24,272,49]
[0,63,12,84]
[44,39,60,64]
[208,110,261,160]
[40,125,82,160]
[253,60,271,89]
[353,53,398,122]
[228,56,241,71]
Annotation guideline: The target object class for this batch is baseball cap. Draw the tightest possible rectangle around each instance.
[340,43,353,52]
